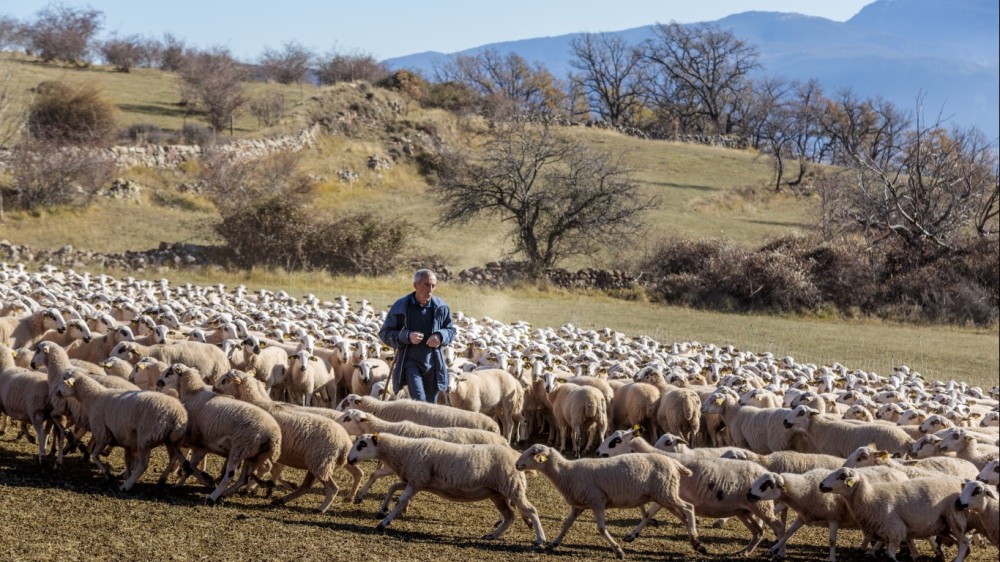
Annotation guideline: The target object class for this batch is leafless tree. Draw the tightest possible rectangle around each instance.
[433,121,658,275]
[24,3,103,64]
[435,48,564,118]
[258,41,313,84]
[4,137,115,211]
[743,75,795,190]
[314,48,389,85]
[98,34,147,72]
[0,14,26,52]
[784,79,830,186]
[157,33,188,72]
[179,47,249,132]
[569,32,648,125]
[643,21,759,134]
[818,88,911,169]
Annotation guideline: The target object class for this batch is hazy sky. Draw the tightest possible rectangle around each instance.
[5,1,875,60]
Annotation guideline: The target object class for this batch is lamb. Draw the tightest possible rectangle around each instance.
[446,367,525,444]
[956,480,999,547]
[544,378,607,457]
[212,369,362,513]
[818,467,970,562]
[702,392,811,454]
[0,307,67,349]
[110,340,230,384]
[782,405,913,458]
[337,394,500,433]
[338,408,508,502]
[347,433,547,547]
[843,444,980,480]
[155,363,282,504]
[937,429,1000,470]
[350,358,390,401]
[0,345,52,463]
[283,349,333,406]
[54,373,188,491]
[515,442,701,559]
[595,428,786,556]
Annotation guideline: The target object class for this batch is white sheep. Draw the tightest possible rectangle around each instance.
[337,394,500,433]
[0,307,67,349]
[100,356,134,380]
[843,444,981,480]
[155,363,282,504]
[956,480,999,547]
[0,344,52,464]
[977,458,999,485]
[67,323,134,364]
[212,369,362,513]
[782,405,913,458]
[702,392,810,454]
[349,358,390,401]
[544,379,607,457]
[652,433,746,458]
[110,340,230,384]
[818,467,970,562]
[239,335,289,397]
[515,442,702,559]
[128,357,169,391]
[446,367,524,443]
[283,349,332,406]
[347,433,546,547]
[937,428,1000,469]
[656,387,702,445]
[54,372,188,491]
[608,381,660,438]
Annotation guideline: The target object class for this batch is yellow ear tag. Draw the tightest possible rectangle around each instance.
[233,376,243,385]
[845,478,855,488]
[632,424,641,436]
[247,369,257,377]
[64,378,75,388]
[534,453,548,463]
[259,341,267,348]
[964,435,974,442]
[10,350,17,358]
[372,433,380,445]
[714,397,724,405]
[101,360,112,368]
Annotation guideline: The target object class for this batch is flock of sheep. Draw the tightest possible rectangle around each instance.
[1,262,998,561]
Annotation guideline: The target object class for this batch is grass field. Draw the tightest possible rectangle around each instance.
[1,437,997,562]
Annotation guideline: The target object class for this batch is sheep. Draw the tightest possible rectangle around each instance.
[350,358,390,401]
[702,392,811,454]
[110,340,230,384]
[844,444,981,480]
[910,434,945,459]
[0,345,51,464]
[0,307,67,349]
[842,404,876,422]
[155,363,282,504]
[212,369,362,513]
[338,408,508,502]
[127,357,169,390]
[977,459,999,486]
[956,480,999,547]
[654,387,702,445]
[544,378,607,457]
[347,433,547,547]
[608,381,660,438]
[283,349,333,406]
[445,367,524,444]
[652,432,746,458]
[595,428,786,556]
[38,318,92,348]
[337,394,500,433]
[67,324,134,365]
[937,429,1000,469]
[515,442,701,559]
[727,449,846,474]
[782,405,913,458]
[239,336,288,397]
[818,467,970,562]
[53,372,187,491]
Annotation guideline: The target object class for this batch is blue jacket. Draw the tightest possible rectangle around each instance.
[379,293,457,394]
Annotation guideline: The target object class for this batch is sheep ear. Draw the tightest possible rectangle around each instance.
[632,425,641,437]
[876,450,890,460]
[64,378,75,388]
[845,477,855,488]
[372,433,379,445]
[101,359,113,368]
[10,349,17,358]
[964,435,974,442]
[986,488,999,500]
[246,369,257,377]
[309,356,318,362]
[533,453,548,463]
[775,475,785,489]
[714,396,724,405]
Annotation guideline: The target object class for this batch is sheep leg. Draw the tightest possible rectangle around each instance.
[375,483,417,531]
[88,431,112,479]
[625,502,662,541]
[509,491,546,546]
[178,449,215,488]
[341,462,363,502]
[572,424,582,457]
[734,512,764,556]
[483,494,515,540]
[592,507,625,559]
[121,447,151,492]
[766,514,807,559]
[547,506,584,551]
[157,444,186,486]
[272,472,317,507]
[31,414,47,466]
[355,462,394,503]
[378,481,407,516]
[207,457,247,503]
[748,502,786,544]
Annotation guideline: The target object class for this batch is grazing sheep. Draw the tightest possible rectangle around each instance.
[0,307,67,349]
[818,467,970,562]
[956,480,999,547]
[446,367,524,444]
[155,363,281,504]
[111,341,230,384]
[54,373,187,491]
[595,428,786,556]
[212,370,361,513]
[782,405,913,458]
[515,442,701,559]
[337,394,500,433]
[938,429,1000,470]
[347,433,546,547]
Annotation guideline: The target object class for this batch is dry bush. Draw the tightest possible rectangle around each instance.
[3,140,115,210]
[27,80,117,146]
[121,123,165,145]
[248,92,287,128]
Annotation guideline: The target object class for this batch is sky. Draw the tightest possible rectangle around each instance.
[3,0,874,61]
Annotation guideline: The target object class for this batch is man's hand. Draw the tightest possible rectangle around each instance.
[408,331,425,345]
[426,334,442,348]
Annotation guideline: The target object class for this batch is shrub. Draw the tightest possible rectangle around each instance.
[24,4,103,64]
[421,81,478,112]
[27,80,117,145]
[3,139,115,210]
[174,123,214,146]
[122,123,164,145]
[248,92,287,128]
[98,34,147,72]
[307,212,411,276]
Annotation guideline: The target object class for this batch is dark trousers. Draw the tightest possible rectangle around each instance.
[403,361,439,403]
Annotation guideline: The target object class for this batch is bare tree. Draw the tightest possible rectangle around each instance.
[24,3,103,64]
[743,75,795,190]
[258,41,313,84]
[157,33,187,72]
[433,121,658,275]
[0,14,25,52]
[818,88,911,169]
[98,34,147,72]
[314,48,389,85]
[785,79,830,186]
[179,47,249,132]
[643,22,759,134]
[569,32,648,125]
[435,48,563,118]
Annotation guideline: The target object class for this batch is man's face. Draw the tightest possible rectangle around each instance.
[414,275,437,304]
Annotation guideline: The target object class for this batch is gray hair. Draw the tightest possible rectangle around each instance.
[413,269,437,283]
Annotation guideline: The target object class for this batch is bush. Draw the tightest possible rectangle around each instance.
[421,81,478,112]
[122,123,165,145]
[307,213,410,276]
[27,80,117,145]
[248,92,287,128]
[174,123,214,146]
[2,139,115,210]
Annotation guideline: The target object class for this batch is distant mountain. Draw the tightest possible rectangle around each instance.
[384,0,999,139]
